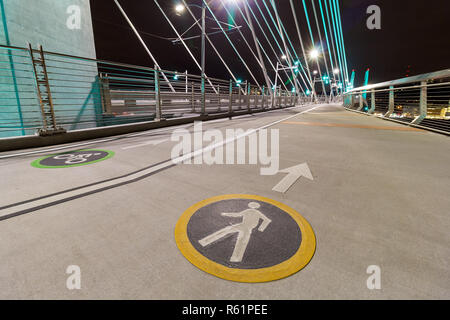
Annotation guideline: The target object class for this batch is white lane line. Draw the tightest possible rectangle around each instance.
[0,105,319,220]
[121,139,168,150]
[0,125,191,160]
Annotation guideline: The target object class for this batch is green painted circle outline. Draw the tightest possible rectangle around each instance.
[31,149,115,169]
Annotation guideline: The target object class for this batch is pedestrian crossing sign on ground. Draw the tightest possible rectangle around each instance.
[175,194,316,283]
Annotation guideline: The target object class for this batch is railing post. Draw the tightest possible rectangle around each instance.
[229,80,233,115]
[201,75,206,115]
[99,73,112,114]
[385,85,395,117]
[412,80,427,124]
[217,85,221,111]
[247,83,251,111]
[238,84,242,110]
[191,82,195,113]
[275,87,278,108]
[368,89,376,114]
[262,86,265,109]
[252,87,256,110]
[154,65,162,121]
[278,86,282,108]
[271,86,275,108]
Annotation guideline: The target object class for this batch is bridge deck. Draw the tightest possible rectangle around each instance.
[0,105,448,299]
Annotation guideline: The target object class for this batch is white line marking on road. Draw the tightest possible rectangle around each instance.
[121,139,168,150]
[0,104,314,160]
[0,125,190,160]
[0,106,320,219]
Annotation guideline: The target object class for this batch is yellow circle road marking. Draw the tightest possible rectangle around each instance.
[175,194,316,283]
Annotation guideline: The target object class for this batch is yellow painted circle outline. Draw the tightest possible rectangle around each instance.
[175,194,316,283]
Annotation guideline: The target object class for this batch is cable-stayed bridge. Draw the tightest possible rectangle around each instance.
[0,0,449,300]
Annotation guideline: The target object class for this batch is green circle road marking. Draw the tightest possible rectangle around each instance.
[31,149,115,169]
[175,194,316,283]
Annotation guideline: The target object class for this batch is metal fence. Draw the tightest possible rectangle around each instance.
[343,69,450,134]
[0,43,307,139]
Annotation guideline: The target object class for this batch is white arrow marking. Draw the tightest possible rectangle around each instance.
[272,163,313,193]
[121,139,168,150]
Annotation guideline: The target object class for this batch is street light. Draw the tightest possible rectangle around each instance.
[175,4,185,16]
[309,48,320,60]
[175,2,207,113]
[333,68,340,74]
[313,70,318,75]
[175,1,243,114]
[281,54,287,60]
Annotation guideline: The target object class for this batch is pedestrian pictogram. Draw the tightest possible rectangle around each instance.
[198,202,272,263]
[175,194,316,283]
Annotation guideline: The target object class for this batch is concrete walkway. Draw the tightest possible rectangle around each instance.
[0,104,449,299]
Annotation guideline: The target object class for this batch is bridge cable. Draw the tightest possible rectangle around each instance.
[154,0,218,94]
[113,0,175,92]
[201,0,262,90]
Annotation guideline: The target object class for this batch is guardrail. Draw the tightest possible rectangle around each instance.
[0,43,310,139]
[343,69,450,134]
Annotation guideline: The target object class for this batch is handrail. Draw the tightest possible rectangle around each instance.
[348,69,450,93]
[0,43,307,138]
[343,69,450,134]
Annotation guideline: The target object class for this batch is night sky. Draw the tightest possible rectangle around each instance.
[90,0,450,88]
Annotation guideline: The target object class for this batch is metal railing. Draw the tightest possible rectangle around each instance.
[343,69,450,134]
[0,43,308,138]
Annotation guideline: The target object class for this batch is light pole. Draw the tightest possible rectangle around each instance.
[176,1,244,114]
[309,48,327,103]
[176,2,207,114]
[200,3,206,115]
[333,68,340,96]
